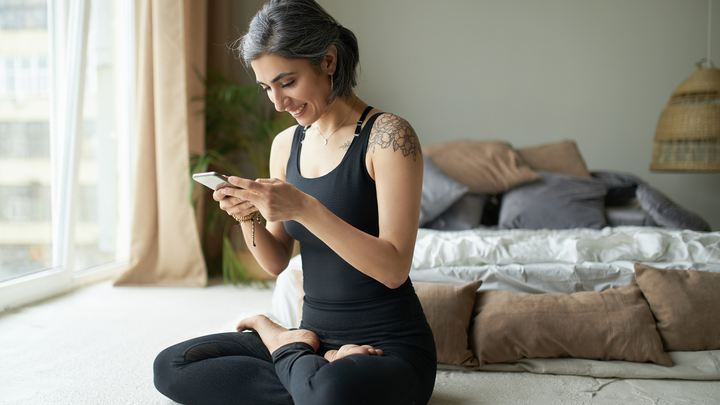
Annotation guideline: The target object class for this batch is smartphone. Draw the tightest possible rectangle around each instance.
[192,172,241,190]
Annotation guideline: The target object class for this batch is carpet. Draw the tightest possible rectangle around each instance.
[1,280,719,404]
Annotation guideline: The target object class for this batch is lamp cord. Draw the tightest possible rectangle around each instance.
[708,0,713,66]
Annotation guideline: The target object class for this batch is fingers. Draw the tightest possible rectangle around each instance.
[219,186,251,201]
[227,176,262,189]
[220,199,256,215]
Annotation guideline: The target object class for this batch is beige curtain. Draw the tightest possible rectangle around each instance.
[114,0,208,287]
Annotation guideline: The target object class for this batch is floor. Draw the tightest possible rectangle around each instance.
[1,280,719,405]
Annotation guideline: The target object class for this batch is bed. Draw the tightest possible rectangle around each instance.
[271,139,720,383]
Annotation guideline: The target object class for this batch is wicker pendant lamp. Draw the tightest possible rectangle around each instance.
[650,61,720,172]
[650,0,720,172]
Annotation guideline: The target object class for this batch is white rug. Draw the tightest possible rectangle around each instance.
[1,280,719,405]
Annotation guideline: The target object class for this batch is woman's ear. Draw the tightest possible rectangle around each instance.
[322,45,338,75]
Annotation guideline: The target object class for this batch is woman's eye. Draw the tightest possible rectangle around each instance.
[261,86,271,92]
[281,80,295,88]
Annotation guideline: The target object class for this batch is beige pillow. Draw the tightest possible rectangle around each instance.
[634,263,720,351]
[424,140,539,194]
[470,283,672,366]
[414,280,482,367]
[516,140,591,178]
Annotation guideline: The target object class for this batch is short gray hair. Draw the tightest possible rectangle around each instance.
[235,0,359,104]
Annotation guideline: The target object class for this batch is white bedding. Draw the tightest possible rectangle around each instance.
[413,226,720,269]
[409,226,720,294]
[272,226,720,380]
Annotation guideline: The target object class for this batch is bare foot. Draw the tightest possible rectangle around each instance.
[324,344,384,362]
[236,314,320,354]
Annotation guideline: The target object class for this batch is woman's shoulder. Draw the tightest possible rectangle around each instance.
[366,112,421,162]
[272,124,301,147]
[269,125,301,178]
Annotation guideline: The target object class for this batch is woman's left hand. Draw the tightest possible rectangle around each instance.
[222,176,310,223]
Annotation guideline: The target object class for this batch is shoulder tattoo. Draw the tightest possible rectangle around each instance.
[367,114,420,161]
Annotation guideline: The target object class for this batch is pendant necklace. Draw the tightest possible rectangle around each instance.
[315,95,358,146]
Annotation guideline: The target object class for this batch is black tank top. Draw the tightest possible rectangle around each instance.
[284,107,413,302]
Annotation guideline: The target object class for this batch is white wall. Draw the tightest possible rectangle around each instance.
[233,0,720,231]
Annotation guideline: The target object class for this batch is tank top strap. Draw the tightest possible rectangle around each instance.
[355,106,374,135]
[288,124,305,175]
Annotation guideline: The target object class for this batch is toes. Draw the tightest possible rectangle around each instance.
[324,350,339,362]
[235,314,266,332]
[359,345,383,356]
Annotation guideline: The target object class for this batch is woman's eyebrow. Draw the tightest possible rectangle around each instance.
[256,72,296,85]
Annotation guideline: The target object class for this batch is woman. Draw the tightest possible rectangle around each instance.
[153,1,436,404]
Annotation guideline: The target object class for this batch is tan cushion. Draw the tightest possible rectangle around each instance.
[414,280,482,367]
[424,141,539,194]
[470,283,672,366]
[634,263,720,351]
[516,140,591,178]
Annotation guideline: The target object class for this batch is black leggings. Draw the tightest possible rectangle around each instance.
[153,330,434,405]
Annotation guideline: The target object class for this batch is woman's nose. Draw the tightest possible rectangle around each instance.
[270,90,286,112]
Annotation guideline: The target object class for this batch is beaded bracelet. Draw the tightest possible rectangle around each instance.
[232,211,260,247]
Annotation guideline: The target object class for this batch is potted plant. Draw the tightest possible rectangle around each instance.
[191,69,294,284]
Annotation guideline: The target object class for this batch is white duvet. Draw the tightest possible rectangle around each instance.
[413,226,720,268]
[409,226,720,294]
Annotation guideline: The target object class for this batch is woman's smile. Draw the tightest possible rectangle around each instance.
[288,103,306,118]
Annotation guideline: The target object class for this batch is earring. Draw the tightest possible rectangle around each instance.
[330,74,334,92]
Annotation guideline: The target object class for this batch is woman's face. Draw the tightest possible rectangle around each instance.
[251,53,334,126]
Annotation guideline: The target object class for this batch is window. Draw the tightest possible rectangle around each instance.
[0,0,48,30]
[0,56,49,96]
[0,0,135,310]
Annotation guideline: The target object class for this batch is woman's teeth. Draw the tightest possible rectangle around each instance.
[291,104,306,115]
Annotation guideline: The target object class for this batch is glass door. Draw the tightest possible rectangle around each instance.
[0,0,134,310]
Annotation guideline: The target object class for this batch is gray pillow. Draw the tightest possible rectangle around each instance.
[420,155,468,227]
[636,184,711,231]
[498,171,608,230]
[591,171,646,206]
[605,206,657,227]
[425,194,489,230]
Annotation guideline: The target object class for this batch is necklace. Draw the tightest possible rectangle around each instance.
[315,95,358,146]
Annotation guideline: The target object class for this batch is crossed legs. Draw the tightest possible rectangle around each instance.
[154,315,428,405]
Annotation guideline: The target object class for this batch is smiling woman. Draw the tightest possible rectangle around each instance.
[152,1,436,404]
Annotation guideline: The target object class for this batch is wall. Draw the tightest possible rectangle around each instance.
[232,0,720,231]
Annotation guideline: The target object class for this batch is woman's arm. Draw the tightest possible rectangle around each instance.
[224,114,422,288]
[213,126,297,276]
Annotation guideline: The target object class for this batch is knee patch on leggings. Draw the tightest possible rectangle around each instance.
[184,343,222,362]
